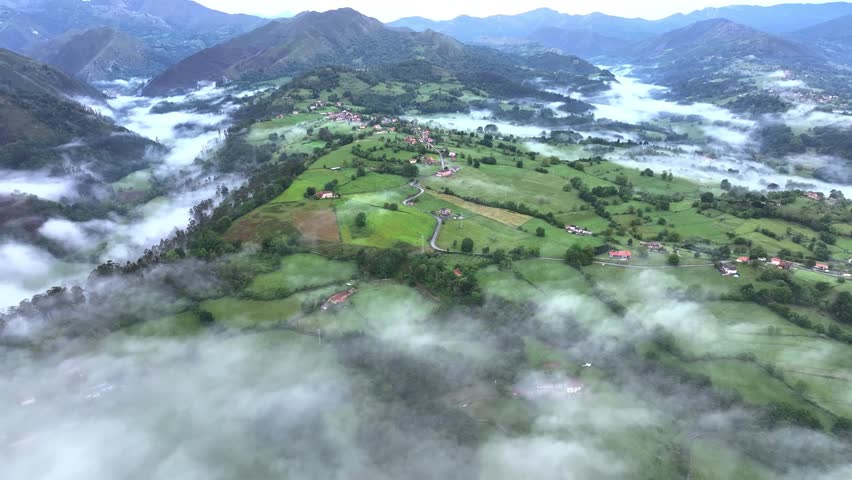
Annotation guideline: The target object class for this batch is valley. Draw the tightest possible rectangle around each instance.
[1,2,852,479]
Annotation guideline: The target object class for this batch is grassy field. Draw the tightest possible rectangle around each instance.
[421,163,594,220]
[225,200,336,243]
[431,192,532,226]
[245,254,358,299]
[128,311,202,337]
[436,213,601,258]
[295,282,438,335]
[689,439,773,480]
[337,192,436,249]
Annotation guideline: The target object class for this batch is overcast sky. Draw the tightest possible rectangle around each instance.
[195,0,840,21]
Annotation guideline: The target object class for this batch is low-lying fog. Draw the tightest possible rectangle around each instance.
[414,66,850,196]
[0,83,249,310]
[2,270,849,479]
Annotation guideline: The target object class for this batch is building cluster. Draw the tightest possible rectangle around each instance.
[324,110,362,123]
[640,241,666,252]
[565,225,593,236]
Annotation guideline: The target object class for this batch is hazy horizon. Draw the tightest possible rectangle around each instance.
[194,0,849,22]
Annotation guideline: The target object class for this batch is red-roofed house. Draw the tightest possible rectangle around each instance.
[805,191,822,201]
[814,263,830,272]
[771,257,783,266]
[736,256,750,263]
[609,250,632,260]
[453,268,463,277]
[322,288,357,310]
[315,191,336,200]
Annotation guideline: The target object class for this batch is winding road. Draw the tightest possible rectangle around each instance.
[404,180,446,252]
[404,179,719,267]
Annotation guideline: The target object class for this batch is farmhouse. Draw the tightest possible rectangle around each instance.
[770,257,791,269]
[404,137,417,145]
[814,263,830,272]
[436,167,460,178]
[315,191,336,200]
[322,288,357,310]
[565,225,593,236]
[453,268,463,277]
[438,208,453,218]
[805,191,822,201]
[736,256,750,263]
[641,241,665,251]
[609,250,632,260]
[512,379,585,398]
[719,263,738,276]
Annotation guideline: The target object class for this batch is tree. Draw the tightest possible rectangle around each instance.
[535,227,546,237]
[305,186,317,198]
[831,291,852,324]
[750,246,768,260]
[720,179,732,191]
[516,160,524,168]
[460,238,474,253]
[565,244,594,267]
[667,254,680,266]
[700,192,715,204]
[355,212,367,228]
[198,310,215,325]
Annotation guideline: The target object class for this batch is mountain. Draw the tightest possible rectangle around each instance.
[630,18,820,64]
[791,13,852,65]
[142,8,611,97]
[389,3,852,54]
[0,0,268,64]
[657,2,852,34]
[0,6,44,52]
[525,27,629,58]
[0,48,155,179]
[626,19,842,104]
[390,8,661,44]
[33,27,169,82]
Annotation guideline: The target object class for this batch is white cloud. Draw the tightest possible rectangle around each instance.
[0,171,77,201]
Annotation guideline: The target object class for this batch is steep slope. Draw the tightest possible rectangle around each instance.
[0,0,267,63]
[624,19,852,107]
[0,48,155,178]
[791,13,852,65]
[630,18,821,64]
[142,8,610,97]
[0,6,44,52]
[34,27,169,82]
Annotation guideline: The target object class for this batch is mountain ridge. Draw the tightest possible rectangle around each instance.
[141,8,609,97]
[32,27,169,82]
